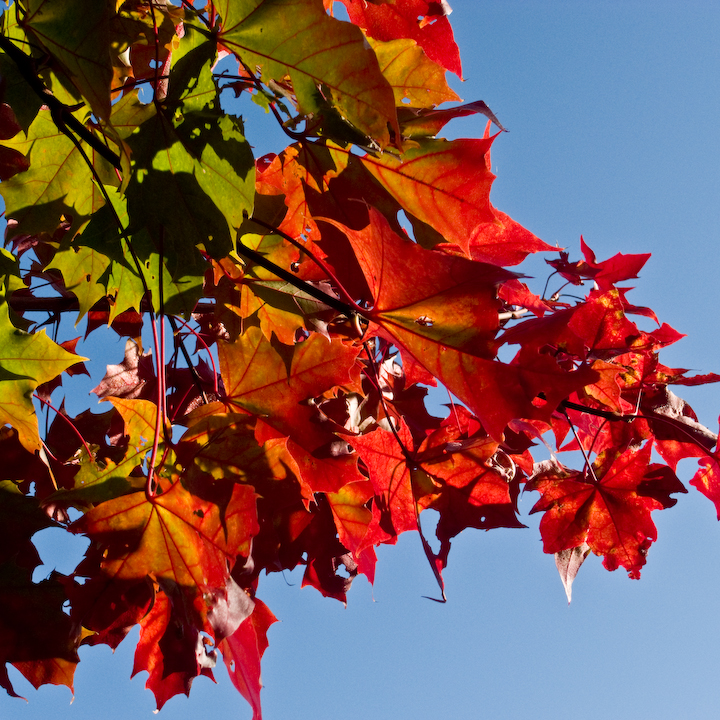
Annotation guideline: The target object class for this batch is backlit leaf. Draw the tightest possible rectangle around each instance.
[216,0,398,147]
[0,109,114,238]
[367,36,460,109]
[338,0,462,78]
[527,445,686,578]
[0,301,86,450]
[21,0,114,120]
[361,137,497,253]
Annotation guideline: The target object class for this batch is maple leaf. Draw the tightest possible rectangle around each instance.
[367,36,460,109]
[527,444,686,578]
[0,566,80,696]
[0,300,86,450]
[350,420,419,549]
[218,326,365,495]
[218,598,277,720]
[132,591,214,708]
[112,23,255,271]
[417,426,525,565]
[22,0,114,120]
[216,0,399,148]
[0,108,115,239]
[0,481,80,695]
[331,209,596,439]
[579,238,651,291]
[92,339,155,401]
[360,137,498,254]
[339,0,462,78]
[73,477,259,588]
[46,242,111,321]
[71,473,259,707]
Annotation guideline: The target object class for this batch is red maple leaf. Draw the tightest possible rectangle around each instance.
[350,419,419,549]
[338,0,462,77]
[218,327,365,496]
[527,444,686,578]
[219,599,277,720]
[331,208,597,439]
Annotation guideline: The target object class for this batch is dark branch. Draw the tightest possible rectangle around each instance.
[0,34,122,169]
[7,294,217,316]
[235,238,361,319]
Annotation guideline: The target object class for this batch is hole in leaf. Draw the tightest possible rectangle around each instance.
[532,392,548,409]
[397,210,416,242]
[31,527,91,582]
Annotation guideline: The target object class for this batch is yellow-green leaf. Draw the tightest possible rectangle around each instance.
[216,0,398,148]
[0,302,87,450]
[21,0,114,120]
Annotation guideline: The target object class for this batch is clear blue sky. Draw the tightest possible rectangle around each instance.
[3,2,720,719]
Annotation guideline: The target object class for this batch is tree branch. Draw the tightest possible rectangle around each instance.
[0,34,122,169]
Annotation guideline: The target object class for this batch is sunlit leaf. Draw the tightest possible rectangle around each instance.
[216,0,398,147]
[361,137,497,253]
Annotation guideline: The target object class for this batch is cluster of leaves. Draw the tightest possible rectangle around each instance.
[0,0,719,717]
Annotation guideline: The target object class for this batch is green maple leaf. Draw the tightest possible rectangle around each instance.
[0,302,86,451]
[77,189,206,319]
[21,0,114,121]
[116,23,255,273]
[46,243,111,321]
[0,109,114,239]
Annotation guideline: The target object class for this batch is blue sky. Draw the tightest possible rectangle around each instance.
[3,2,720,719]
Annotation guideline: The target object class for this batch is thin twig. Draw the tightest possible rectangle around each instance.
[236,238,360,318]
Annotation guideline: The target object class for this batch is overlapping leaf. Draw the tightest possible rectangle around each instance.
[0,301,85,450]
[332,209,597,439]
[338,0,462,78]
[527,445,686,578]
[0,109,114,238]
[115,22,255,281]
[367,36,460,109]
[360,137,498,253]
[219,599,277,720]
[20,0,114,120]
[215,0,398,148]
[218,326,364,495]
[0,0,719,716]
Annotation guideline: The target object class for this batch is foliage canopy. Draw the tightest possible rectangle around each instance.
[0,1,719,717]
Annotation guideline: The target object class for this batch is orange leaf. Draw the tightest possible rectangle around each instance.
[333,209,596,439]
[361,137,497,253]
[73,480,258,591]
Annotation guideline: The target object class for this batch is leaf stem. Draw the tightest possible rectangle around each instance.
[34,394,93,460]
[235,238,360,319]
[249,216,365,313]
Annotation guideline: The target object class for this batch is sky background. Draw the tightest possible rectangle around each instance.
[3,1,720,719]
